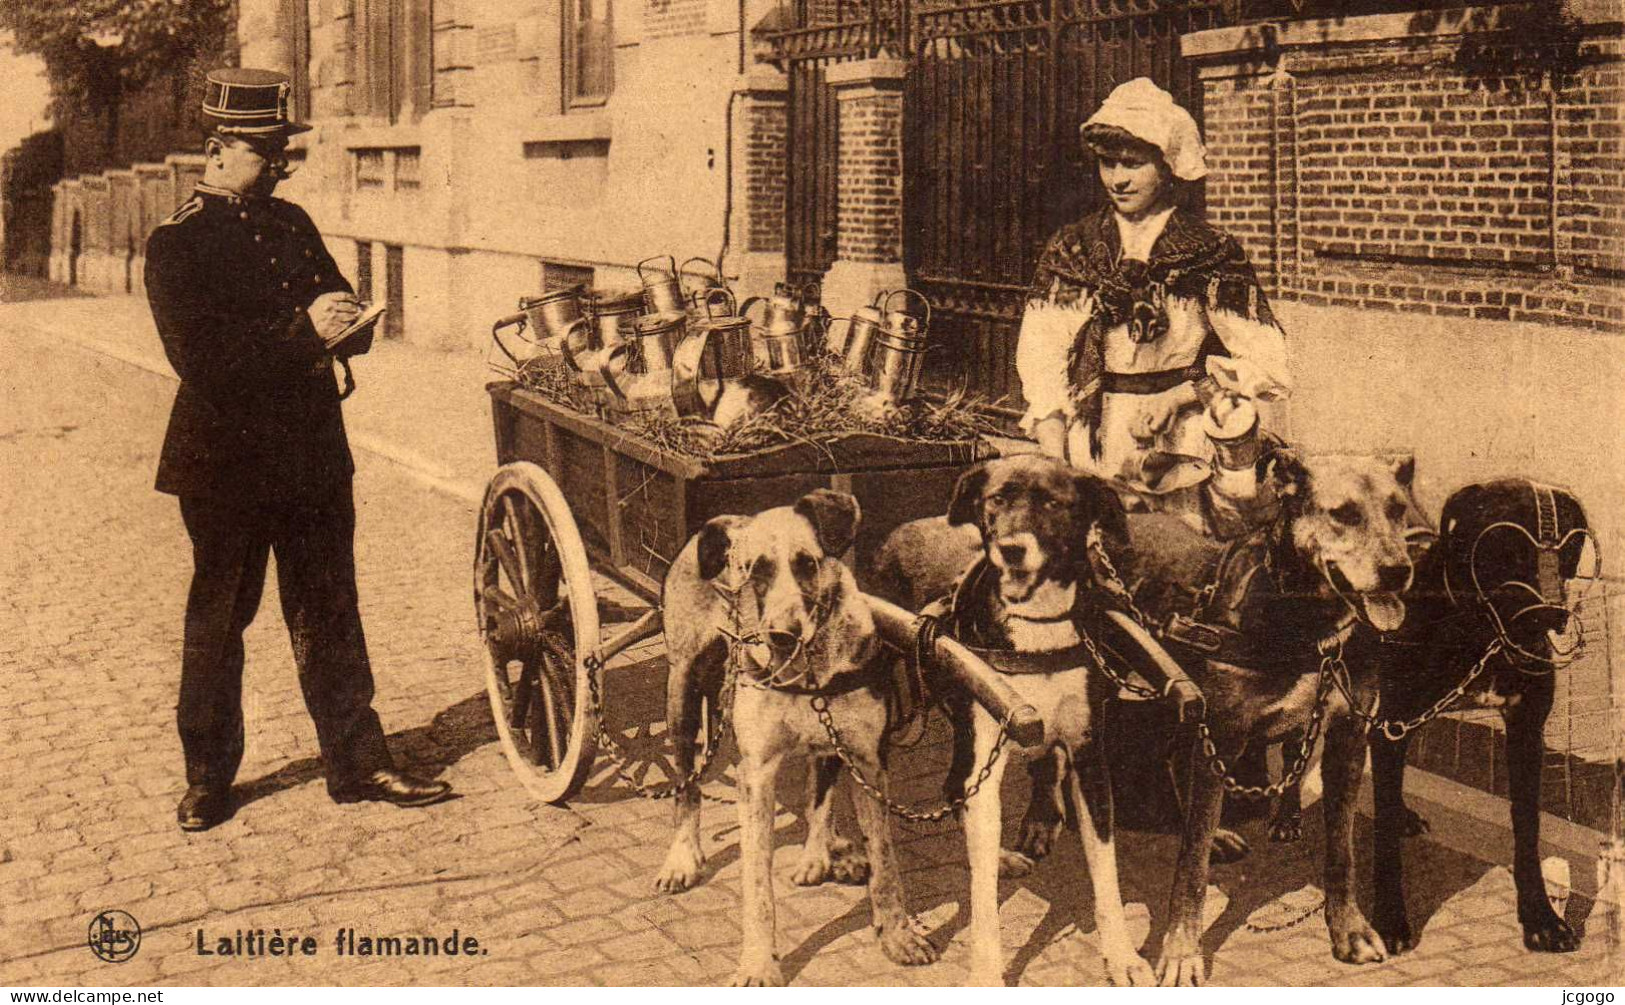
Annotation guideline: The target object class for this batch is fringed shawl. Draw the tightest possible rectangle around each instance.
[1028,206,1281,439]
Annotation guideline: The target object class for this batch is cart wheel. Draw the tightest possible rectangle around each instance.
[475,462,601,804]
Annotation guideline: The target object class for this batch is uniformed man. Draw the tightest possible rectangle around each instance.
[146,68,452,832]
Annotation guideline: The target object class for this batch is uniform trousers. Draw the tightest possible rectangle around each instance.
[177,485,393,795]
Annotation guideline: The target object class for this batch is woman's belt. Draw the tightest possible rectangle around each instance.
[1101,364,1202,396]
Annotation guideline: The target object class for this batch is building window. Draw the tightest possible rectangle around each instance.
[358,0,434,123]
[355,240,374,302]
[564,0,613,109]
[286,0,312,122]
[384,244,405,340]
[542,261,595,293]
[355,150,386,190]
[351,147,421,192]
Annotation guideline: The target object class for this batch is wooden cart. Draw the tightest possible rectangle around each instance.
[474,381,1051,804]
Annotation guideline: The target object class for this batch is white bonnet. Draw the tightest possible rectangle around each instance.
[1081,77,1208,182]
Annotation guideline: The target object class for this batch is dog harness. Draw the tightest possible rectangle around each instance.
[1154,528,1356,674]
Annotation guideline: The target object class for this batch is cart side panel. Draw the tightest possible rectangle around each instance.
[847,465,964,570]
[613,451,688,587]
[551,424,613,561]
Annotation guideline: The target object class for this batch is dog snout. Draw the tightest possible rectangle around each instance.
[764,626,803,654]
[1376,563,1411,592]
[990,532,1041,573]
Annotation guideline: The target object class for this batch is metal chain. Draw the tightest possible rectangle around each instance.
[584,651,737,802]
[1087,535,1156,633]
[1075,615,1164,700]
[1336,638,1504,743]
[1245,898,1326,934]
[1199,653,1335,800]
[812,694,1016,824]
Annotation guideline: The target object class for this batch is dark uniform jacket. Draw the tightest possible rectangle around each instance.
[145,185,357,500]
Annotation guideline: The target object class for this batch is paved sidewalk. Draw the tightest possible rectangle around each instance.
[0,275,500,502]
[2,279,1622,987]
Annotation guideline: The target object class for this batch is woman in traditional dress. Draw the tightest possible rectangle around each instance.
[1016,77,1291,533]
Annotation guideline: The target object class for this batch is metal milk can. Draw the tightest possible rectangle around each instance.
[679,257,730,315]
[741,283,812,379]
[490,285,588,366]
[672,311,762,422]
[868,289,932,405]
[825,291,890,375]
[602,311,685,417]
[576,289,645,405]
[638,255,686,316]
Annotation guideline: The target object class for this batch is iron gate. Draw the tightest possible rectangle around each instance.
[771,0,1234,419]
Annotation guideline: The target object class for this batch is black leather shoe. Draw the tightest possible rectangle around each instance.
[332,769,452,808]
[177,785,233,832]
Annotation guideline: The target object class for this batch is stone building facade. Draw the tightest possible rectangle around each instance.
[231,0,794,350]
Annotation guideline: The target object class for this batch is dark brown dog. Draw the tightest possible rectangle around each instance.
[657,489,937,986]
[1149,450,1419,984]
[1368,478,1593,955]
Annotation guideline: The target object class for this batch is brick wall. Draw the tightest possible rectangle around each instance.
[1191,8,1625,331]
[835,90,903,264]
[644,0,710,39]
[744,97,788,254]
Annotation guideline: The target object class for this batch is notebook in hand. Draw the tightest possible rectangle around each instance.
[330,302,387,357]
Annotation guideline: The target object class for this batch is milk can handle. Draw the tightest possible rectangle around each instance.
[881,288,932,330]
[599,343,632,400]
[679,256,720,284]
[699,287,737,319]
[671,329,724,417]
[491,312,529,367]
[739,296,767,327]
[637,255,678,284]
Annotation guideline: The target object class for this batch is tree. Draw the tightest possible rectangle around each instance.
[1,1,234,120]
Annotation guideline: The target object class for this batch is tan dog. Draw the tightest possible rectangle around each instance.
[876,456,1154,986]
[656,489,938,986]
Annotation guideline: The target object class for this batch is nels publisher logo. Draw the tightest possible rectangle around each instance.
[88,910,141,963]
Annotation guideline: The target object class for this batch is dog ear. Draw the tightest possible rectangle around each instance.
[697,517,736,580]
[1556,489,1592,580]
[1073,471,1128,551]
[1438,483,1486,543]
[1259,446,1310,500]
[1390,454,1416,489]
[947,463,991,528]
[794,489,862,558]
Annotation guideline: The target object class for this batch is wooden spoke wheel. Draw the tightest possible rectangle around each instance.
[475,462,601,804]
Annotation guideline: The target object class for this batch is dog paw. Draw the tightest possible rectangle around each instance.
[728,956,786,987]
[998,848,1036,879]
[1328,913,1388,965]
[1210,828,1251,864]
[828,840,871,885]
[1154,948,1205,986]
[1523,916,1580,953]
[1373,909,1415,955]
[1400,806,1430,837]
[791,838,870,886]
[877,919,938,966]
[1103,949,1156,987]
[1015,816,1061,863]
[653,842,705,895]
[1269,810,1303,843]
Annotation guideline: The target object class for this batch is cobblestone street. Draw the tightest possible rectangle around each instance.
[1,304,1621,988]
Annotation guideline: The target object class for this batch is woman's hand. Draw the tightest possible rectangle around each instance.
[1130,382,1200,444]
